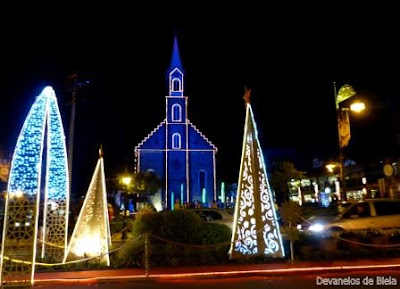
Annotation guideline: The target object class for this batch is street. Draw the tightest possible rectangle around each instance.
[33,268,400,289]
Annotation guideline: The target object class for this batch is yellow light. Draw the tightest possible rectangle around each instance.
[350,101,365,112]
[121,176,132,186]
[74,233,102,257]
[15,190,23,198]
[49,201,58,211]
[325,164,337,173]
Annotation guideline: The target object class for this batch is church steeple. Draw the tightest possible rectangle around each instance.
[168,36,184,96]
[169,36,183,73]
[136,35,217,211]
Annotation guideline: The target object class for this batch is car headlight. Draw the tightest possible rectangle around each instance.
[308,223,325,232]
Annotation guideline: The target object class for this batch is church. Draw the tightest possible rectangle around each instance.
[135,37,217,210]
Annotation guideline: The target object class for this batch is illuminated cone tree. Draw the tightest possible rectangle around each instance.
[64,147,111,266]
[229,88,285,259]
[0,87,69,286]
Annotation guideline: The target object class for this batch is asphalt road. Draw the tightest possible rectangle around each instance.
[33,269,400,289]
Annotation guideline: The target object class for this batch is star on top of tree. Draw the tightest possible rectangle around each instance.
[243,86,252,104]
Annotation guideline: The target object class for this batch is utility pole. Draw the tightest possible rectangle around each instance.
[333,82,365,201]
[68,74,77,193]
[67,73,89,195]
[334,81,347,201]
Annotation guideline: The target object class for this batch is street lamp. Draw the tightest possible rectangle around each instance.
[121,176,132,186]
[325,163,338,173]
[334,83,365,200]
[119,174,132,240]
[350,101,366,113]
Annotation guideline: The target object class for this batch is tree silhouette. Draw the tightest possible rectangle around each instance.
[270,161,305,205]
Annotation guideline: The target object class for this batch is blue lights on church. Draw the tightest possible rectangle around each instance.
[135,37,217,210]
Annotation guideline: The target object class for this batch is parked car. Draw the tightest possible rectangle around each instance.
[192,208,234,230]
[297,198,400,235]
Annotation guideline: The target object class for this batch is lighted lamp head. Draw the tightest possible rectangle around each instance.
[121,176,132,186]
[325,163,337,173]
[350,101,365,112]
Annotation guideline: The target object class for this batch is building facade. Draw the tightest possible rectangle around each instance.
[135,37,217,210]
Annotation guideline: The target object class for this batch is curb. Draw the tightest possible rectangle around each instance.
[34,262,400,285]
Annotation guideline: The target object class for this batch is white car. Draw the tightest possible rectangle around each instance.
[298,198,400,235]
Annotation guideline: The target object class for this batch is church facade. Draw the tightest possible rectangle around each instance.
[135,37,217,210]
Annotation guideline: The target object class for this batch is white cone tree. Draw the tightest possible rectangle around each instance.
[229,88,285,259]
[64,147,111,265]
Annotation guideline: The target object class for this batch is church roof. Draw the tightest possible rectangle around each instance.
[188,121,217,151]
[135,119,217,151]
[135,120,166,150]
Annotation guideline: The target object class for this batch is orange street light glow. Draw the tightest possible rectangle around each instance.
[325,164,337,173]
[350,101,365,113]
[121,177,132,186]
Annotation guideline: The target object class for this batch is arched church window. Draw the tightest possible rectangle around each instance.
[172,133,181,149]
[172,104,182,122]
[172,78,181,91]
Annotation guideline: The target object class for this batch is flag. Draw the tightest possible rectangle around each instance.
[338,111,351,148]
[336,84,356,109]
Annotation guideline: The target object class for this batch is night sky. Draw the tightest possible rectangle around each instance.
[1,8,400,197]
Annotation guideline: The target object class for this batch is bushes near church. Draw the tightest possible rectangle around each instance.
[115,210,231,267]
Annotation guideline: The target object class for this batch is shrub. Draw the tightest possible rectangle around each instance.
[197,223,231,265]
[114,238,145,268]
[119,210,232,267]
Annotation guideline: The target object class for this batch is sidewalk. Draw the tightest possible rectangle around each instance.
[34,257,400,285]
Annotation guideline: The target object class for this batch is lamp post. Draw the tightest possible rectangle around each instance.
[120,176,132,240]
[333,82,365,200]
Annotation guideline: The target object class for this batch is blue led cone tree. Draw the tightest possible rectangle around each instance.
[229,88,285,259]
[64,147,111,266]
[0,87,69,285]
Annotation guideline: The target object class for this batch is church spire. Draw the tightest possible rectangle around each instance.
[168,36,183,73]
[168,35,184,96]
